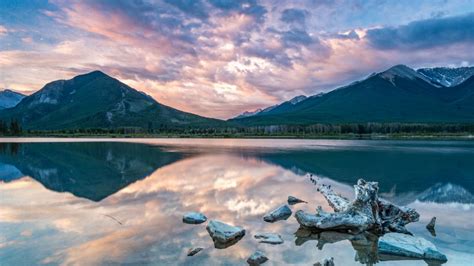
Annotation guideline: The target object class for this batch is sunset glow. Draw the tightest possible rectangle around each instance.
[1,0,473,118]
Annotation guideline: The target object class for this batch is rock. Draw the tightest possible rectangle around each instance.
[206,220,245,249]
[182,212,207,224]
[263,205,292,223]
[426,217,436,237]
[314,257,334,266]
[378,233,447,262]
[296,179,419,234]
[254,232,284,244]
[247,251,268,265]
[187,247,203,256]
[288,196,307,205]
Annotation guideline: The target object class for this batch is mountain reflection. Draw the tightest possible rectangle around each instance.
[0,142,188,201]
[0,140,473,265]
[250,145,474,196]
[1,140,473,203]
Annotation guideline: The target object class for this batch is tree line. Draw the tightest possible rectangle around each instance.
[22,122,474,137]
[0,119,22,136]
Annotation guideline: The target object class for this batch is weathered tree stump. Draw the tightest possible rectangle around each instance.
[295,179,420,235]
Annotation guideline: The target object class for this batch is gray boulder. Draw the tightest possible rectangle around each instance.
[206,220,245,249]
[254,232,284,244]
[183,212,207,224]
[247,250,268,265]
[187,247,203,256]
[288,196,307,205]
[378,233,447,262]
[263,205,292,223]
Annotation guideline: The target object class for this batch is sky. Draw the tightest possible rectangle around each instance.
[1,0,474,119]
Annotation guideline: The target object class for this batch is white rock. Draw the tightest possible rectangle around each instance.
[263,205,292,223]
[206,220,245,249]
[182,212,207,224]
[378,233,447,262]
[254,233,284,244]
[247,250,268,265]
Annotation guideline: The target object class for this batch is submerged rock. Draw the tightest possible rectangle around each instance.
[187,247,203,256]
[426,217,436,237]
[263,205,292,223]
[206,220,245,249]
[378,233,447,262]
[314,257,334,266]
[182,212,207,224]
[254,232,284,244]
[288,196,307,205]
[247,251,268,265]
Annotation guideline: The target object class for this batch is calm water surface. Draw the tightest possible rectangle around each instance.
[0,138,473,265]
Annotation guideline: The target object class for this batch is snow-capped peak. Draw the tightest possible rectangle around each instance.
[417,66,474,87]
[379,64,438,86]
[233,95,307,119]
[289,95,307,105]
[382,64,420,79]
[233,108,264,119]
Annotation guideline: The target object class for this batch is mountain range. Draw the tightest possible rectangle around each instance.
[0,64,473,130]
[231,65,474,125]
[0,89,25,110]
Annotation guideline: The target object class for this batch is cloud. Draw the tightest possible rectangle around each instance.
[329,30,360,40]
[209,0,267,22]
[366,12,474,50]
[280,8,308,28]
[282,29,314,45]
[2,0,474,119]
[0,25,8,36]
[164,0,209,19]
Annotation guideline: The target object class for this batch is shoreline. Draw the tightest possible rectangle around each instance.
[0,133,473,141]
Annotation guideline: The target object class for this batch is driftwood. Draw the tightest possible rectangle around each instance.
[295,179,420,235]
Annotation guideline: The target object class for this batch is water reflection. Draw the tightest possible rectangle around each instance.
[294,228,380,265]
[251,147,474,197]
[0,142,189,201]
[0,140,473,265]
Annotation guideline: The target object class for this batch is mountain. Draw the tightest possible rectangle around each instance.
[0,71,222,130]
[231,65,474,125]
[233,95,307,119]
[234,108,265,119]
[0,89,25,109]
[417,66,474,87]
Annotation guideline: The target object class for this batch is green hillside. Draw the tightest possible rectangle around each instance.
[0,71,223,130]
[232,65,474,125]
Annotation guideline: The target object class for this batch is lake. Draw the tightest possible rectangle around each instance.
[0,138,473,265]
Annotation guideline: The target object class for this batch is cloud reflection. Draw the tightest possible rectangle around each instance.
[1,150,473,265]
